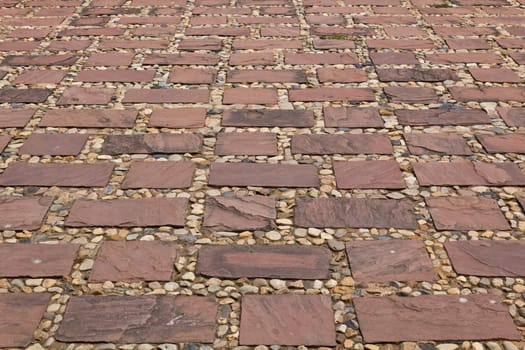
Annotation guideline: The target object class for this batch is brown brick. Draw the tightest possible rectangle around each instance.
[285,52,358,64]
[227,70,306,83]
[20,134,88,156]
[168,68,217,84]
[149,108,207,128]
[289,88,375,102]
[0,196,53,231]
[450,87,525,102]
[317,68,367,82]
[123,89,209,103]
[216,132,278,155]
[122,161,196,189]
[396,108,490,126]
[0,42,40,52]
[48,40,91,51]
[0,89,52,103]
[86,53,135,66]
[383,26,426,37]
[222,109,315,127]
[57,87,115,105]
[292,134,392,154]
[75,70,155,82]
[223,88,278,104]
[40,109,137,128]
[469,68,521,83]
[405,133,472,155]
[334,160,405,189]
[102,134,202,154]
[385,87,438,103]
[0,109,36,128]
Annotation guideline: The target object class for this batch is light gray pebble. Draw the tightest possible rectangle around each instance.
[328,239,345,251]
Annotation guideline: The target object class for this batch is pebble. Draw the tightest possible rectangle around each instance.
[502,342,518,350]
[26,344,45,350]
[327,239,345,251]
[182,272,195,281]
[265,231,281,241]
[436,344,459,350]
[79,259,94,271]
[269,279,286,290]
[486,343,502,350]
[471,343,484,350]
[239,285,259,294]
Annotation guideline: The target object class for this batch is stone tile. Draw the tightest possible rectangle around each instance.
[19,134,88,155]
[289,88,375,102]
[446,38,491,49]
[510,52,525,65]
[75,70,156,82]
[0,244,79,277]
[40,109,137,128]
[404,133,472,155]
[286,52,358,64]
[0,293,51,347]
[346,240,436,282]
[101,134,202,154]
[57,87,115,105]
[0,163,114,187]
[0,135,11,152]
[0,88,52,103]
[367,39,434,49]
[396,109,491,126]
[384,87,438,103]
[292,134,392,154]
[334,160,405,189]
[202,196,276,231]
[323,107,383,128]
[222,109,314,127]
[66,198,188,227]
[227,70,307,83]
[445,240,525,276]
[427,53,503,64]
[13,70,66,84]
[229,52,275,65]
[354,295,520,342]
[90,241,176,282]
[240,295,335,346]
[476,133,525,153]
[122,162,196,189]
[0,109,35,128]
[197,245,329,279]
[223,88,278,104]
[2,54,78,66]
[123,89,209,103]
[0,196,54,230]
[496,107,525,127]
[427,196,510,231]
[317,68,367,82]
[208,163,319,187]
[178,38,222,51]
[57,296,216,343]
[377,68,457,82]
[469,68,521,83]
[413,162,525,186]
[215,132,277,155]
[370,51,418,65]
[168,68,217,84]
[144,53,220,65]
[86,53,134,66]
[295,198,416,229]
[149,108,207,128]
[312,39,355,49]
[450,87,525,102]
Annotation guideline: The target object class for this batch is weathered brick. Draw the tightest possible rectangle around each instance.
[215,132,278,155]
[40,109,137,128]
[123,89,209,103]
[289,88,375,102]
[223,88,278,104]
[334,160,405,189]
[122,162,196,189]
[292,134,392,154]
[222,109,315,127]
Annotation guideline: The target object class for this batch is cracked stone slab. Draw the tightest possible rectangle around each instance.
[101,134,202,154]
[0,196,54,230]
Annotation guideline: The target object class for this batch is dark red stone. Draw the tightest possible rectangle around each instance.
[292,134,392,154]
[215,132,277,156]
[222,109,314,127]
[396,109,491,126]
[19,134,88,156]
[0,196,53,231]
[0,109,35,128]
[40,109,137,128]
[149,108,207,128]
[405,133,472,155]
[334,160,405,189]
[323,107,383,128]
[0,89,52,103]
[476,133,525,153]
[497,107,525,127]
[377,69,457,82]
[122,162,195,189]
[101,134,202,154]
[384,87,438,103]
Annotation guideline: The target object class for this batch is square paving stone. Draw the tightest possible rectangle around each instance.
[197,245,329,279]
[476,133,525,153]
[354,294,521,342]
[90,241,176,282]
[101,134,202,154]
[57,295,217,343]
[122,161,195,189]
[346,240,436,282]
[19,134,88,156]
[239,295,336,346]
[0,244,79,277]
[0,293,51,347]
[0,196,54,230]
[445,240,525,276]
[215,132,278,156]
[334,160,405,189]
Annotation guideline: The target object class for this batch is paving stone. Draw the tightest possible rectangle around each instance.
[19,134,88,155]
[317,68,367,83]
[291,134,392,154]
[427,53,503,64]
[101,134,202,154]
[144,53,221,65]
[0,163,114,187]
[445,240,525,277]
[295,198,416,228]
[404,133,472,155]
[48,40,92,51]
[367,39,434,49]
[445,38,491,49]
[227,70,307,83]
[354,295,520,343]
[0,293,51,347]
[450,87,525,102]
[0,88,52,103]
[123,89,209,103]
[377,68,457,82]
[197,245,329,279]
[75,70,156,82]
[208,163,319,187]
[509,52,525,64]
[178,38,222,51]
[90,241,176,282]
[334,160,405,189]
[476,133,525,153]
[396,109,490,126]
[239,295,335,346]
[496,107,525,127]
[86,53,134,66]
[426,196,510,231]
[202,195,276,231]
[122,162,196,189]
[0,109,35,128]
[229,52,275,65]
[168,68,217,84]
[57,87,115,105]
[66,198,188,227]
[215,132,277,155]
[285,52,358,64]
[40,109,137,128]
[233,39,302,50]
[222,109,315,127]
[13,70,66,84]
[346,240,436,282]
[323,107,384,128]
[57,296,216,343]
[312,39,355,49]
[369,51,418,65]
[149,108,207,128]
[384,87,438,103]
[2,54,78,66]
[0,196,54,230]
[0,244,79,277]
[469,68,522,83]
[223,88,278,104]
[289,88,375,102]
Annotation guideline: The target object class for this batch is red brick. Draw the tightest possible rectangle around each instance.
[144,53,220,65]
[178,38,222,51]
[385,87,438,103]
[292,134,392,154]
[450,87,525,102]
[261,27,301,36]
[0,109,36,128]
[0,196,53,231]
[20,134,88,156]
[59,28,125,37]
[476,133,525,153]
[285,52,358,64]
[446,38,491,50]
[186,27,250,36]
[377,68,457,82]
[58,87,115,105]
[101,134,202,154]
[427,53,503,64]
[497,107,525,127]
[334,160,405,189]
[233,39,302,49]
[122,161,196,189]
[149,108,207,128]
[312,39,355,49]
[13,70,66,84]
[99,39,170,49]
[396,108,490,126]
[370,51,419,65]
[227,70,306,83]
[405,133,472,155]
[222,109,315,127]
[123,89,209,103]
[3,54,78,66]
[223,88,278,104]
[229,52,276,65]
[40,109,137,128]
[317,68,367,82]
[0,89,52,103]
[75,70,156,82]
[289,88,375,102]
[86,53,134,66]
[469,68,521,83]
[215,132,278,155]
[367,39,434,49]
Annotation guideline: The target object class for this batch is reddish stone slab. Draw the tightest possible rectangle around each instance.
[285,52,358,64]
[413,162,525,186]
[123,89,209,103]
[323,107,383,128]
[144,53,220,65]
[202,196,276,231]
[377,69,457,82]
[0,89,52,103]
[149,108,207,128]
[445,240,525,277]
[312,39,355,49]
[384,87,438,103]
[354,295,521,342]
[100,39,170,49]
[261,27,301,37]
[367,39,434,49]
[13,70,66,84]
[86,53,134,66]
[427,53,503,64]
[0,163,114,187]
[477,134,525,153]
[48,40,92,51]
[178,38,222,51]
[2,54,78,66]
[102,134,202,154]
[334,160,405,189]
[197,245,329,279]
[215,132,277,156]
[0,109,35,128]
[383,26,426,37]
[40,109,137,128]
[19,134,88,156]
[396,109,490,126]
[168,68,217,84]
[427,196,510,231]
[75,70,155,83]
[0,135,10,152]
[405,133,472,155]
[292,134,392,154]
[497,107,525,127]
[227,70,307,83]
[370,51,418,65]
[57,296,216,343]
[240,295,335,346]
[496,38,525,49]
[122,162,196,189]
[57,87,115,105]
[0,244,79,277]
[66,198,188,227]
[222,109,315,127]
[346,240,436,282]
[510,52,525,65]
[229,52,276,65]
[295,198,416,229]
[186,27,250,36]
[0,42,39,52]
[223,88,278,104]
[289,88,375,102]
[233,39,302,50]
[0,293,51,347]
[209,163,319,187]
[450,87,525,102]
[317,68,367,83]
[90,241,176,282]
[445,38,490,50]
[469,69,521,83]
[0,196,53,230]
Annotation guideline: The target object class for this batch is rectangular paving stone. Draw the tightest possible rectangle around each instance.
[144,53,220,65]
[0,109,35,128]
[57,87,115,105]
[168,68,217,84]
[292,134,392,154]
[178,38,222,51]
[149,108,207,128]
[427,196,510,231]
[396,109,491,126]
[285,52,359,64]
[476,133,525,153]
[295,198,416,229]
[413,162,525,186]
[0,135,11,152]
[317,68,367,83]
[222,109,315,127]
[0,88,52,103]
[90,241,176,282]
[240,295,335,346]
[497,107,525,127]
[234,39,302,50]
[229,52,276,65]
[101,134,202,154]
[122,162,195,189]
[334,160,405,189]
[370,51,418,65]
[19,134,88,156]
[0,244,79,277]
[66,198,188,227]
[123,89,209,103]
[13,70,67,85]
[227,70,307,83]
[0,196,53,230]
[469,68,521,83]
[197,245,330,279]
[405,133,472,155]
[0,293,51,347]
[445,240,525,277]
[367,39,434,49]
[40,109,137,128]
[202,196,276,231]
[2,54,78,66]
[289,88,375,102]
[323,107,383,128]
[354,294,520,343]
[427,53,503,64]
[86,53,135,66]
[215,132,277,155]
[450,87,525,102]
[346,240,436,282]
[510,52,525,65]
[377,68,457,82]
[209,163,319,187]
[384,87,438,103]
[57,296,216,343]
[75,70,156,82]
[223,88,278,104]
